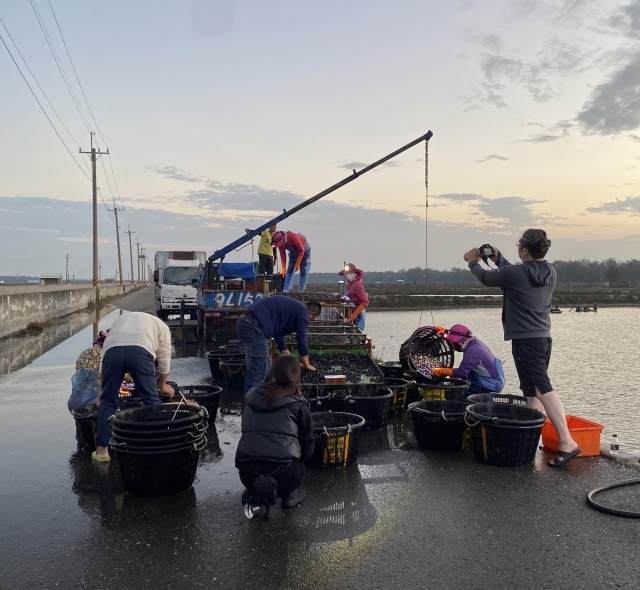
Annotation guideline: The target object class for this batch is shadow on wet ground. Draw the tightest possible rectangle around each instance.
[1,310,639,589]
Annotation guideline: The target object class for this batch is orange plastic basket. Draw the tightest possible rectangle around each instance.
[541,415,603,457]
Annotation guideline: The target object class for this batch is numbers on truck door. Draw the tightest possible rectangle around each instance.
[213,291,264,308]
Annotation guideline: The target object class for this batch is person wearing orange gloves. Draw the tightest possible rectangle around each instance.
[338,263,369,331]
[272,231,311,293]
[431,324,505,395]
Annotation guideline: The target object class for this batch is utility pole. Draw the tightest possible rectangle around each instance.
[108,199,125,291]
[65,254,69,284]
[136,241,141,285]
[125,226,135,286]
[98,259,102,282]
[80,132,109,303]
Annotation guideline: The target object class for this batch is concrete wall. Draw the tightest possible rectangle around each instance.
[0,284,137,338]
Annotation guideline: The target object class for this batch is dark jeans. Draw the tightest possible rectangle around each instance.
[97,345,161,447]
[258,254,274,275]
[239,460,305,497]
[236,314,271,394]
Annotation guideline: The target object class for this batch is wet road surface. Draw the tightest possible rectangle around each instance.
[1,296,639,589]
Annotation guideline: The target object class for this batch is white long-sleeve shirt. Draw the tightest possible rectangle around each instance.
[102,312,172,374]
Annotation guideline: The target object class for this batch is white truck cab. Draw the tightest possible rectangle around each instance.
[154,251,206,320]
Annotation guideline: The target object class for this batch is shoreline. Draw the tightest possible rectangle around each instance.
[367,302,640,312]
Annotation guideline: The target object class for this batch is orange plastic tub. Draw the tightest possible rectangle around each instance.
[541,415,604,457]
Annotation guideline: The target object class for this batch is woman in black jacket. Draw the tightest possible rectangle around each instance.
[235,354,315,509]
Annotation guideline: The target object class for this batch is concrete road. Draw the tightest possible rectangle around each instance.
[1,307,639,590]
[115,286,156,313]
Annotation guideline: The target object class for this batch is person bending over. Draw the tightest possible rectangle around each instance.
[432,325,505,394]
[465,229,580,467]
[235,354,315,509]
[272,230,311,293]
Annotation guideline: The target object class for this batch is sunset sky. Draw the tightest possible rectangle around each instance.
[1,0,639,279]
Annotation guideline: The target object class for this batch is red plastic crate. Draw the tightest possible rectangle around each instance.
[541,415,603,457]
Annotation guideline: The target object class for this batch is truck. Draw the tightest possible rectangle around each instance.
[154,251,206,320]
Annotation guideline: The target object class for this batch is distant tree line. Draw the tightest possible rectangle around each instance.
[309,259,640,286]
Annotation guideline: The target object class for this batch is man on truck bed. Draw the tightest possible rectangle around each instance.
[245,224,277,275]
[271,231,311,293]
[236,296,320,394]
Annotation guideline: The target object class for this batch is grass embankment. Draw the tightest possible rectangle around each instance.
[307,283,640,310]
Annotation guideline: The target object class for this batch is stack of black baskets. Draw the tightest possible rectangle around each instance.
[109,404,208,496]
[329,386,394,431]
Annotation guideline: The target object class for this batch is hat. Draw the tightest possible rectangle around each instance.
[444,324,472,347]
[94,329,110,346]
[344,263,357,273]
[272,231,286,248]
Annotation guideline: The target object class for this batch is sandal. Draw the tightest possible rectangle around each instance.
[548,447,582,468]
[91,450,110,463]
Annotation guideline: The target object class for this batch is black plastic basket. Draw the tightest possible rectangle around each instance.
[181,385,223,420]
[110,404,208,431]
[220,359,246,391]
[206,350,244,380]
[383,377,410,413]
[465,403,546,467]
[113,437,205,496]
[377,361,406,379]
[329,387,393,431]
[301,385,332,413]
[110,428,205,447]
[399,326,455,379]
[415,377,470,401]
[308,412,366,469]
[466,393,527,406]
[110,434,206,452]
[72,404,97,452]
[111,419,207,440]
[409,400,469,451]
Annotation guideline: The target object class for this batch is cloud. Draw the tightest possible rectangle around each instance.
[476,154,510,163]
[521,132,567,143]
[148,165,207,183]
[338,161,400,170]
[586,196,640,215]
[607,1,640,39]
[435,193,484,202]
[630,134,640,142]
[577,51,640,135]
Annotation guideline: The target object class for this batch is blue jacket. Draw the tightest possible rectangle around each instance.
[248,296,310,356]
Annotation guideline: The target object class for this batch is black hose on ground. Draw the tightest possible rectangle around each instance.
[586,479,640,518]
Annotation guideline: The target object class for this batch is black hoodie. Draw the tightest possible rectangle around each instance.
[468,255,557,340]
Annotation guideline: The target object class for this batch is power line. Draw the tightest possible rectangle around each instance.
[28,0,92,133]
[0,31,91,181]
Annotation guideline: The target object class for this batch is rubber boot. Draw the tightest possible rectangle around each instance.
[281,487,306,509]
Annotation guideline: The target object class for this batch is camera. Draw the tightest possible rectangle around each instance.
[464,244,494,262]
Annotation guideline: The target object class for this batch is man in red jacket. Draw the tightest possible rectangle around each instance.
[339,263,369,331]
[272,231,312,293]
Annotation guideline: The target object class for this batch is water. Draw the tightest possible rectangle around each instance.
[366,307,640,451]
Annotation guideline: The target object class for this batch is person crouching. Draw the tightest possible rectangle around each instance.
[235,355,315,510]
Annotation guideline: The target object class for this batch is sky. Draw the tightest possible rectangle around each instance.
[1,0,639,279]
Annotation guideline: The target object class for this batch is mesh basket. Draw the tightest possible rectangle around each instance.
[399,326,454,379]
[308,412,366,469]
[466,403,545,467]
[181,385,223,420]
[377,361,406,379]
[409,400,469,451]
[329,387,393,431]
[466,393,527,406]
[207,351,244,380]
[110,404,208,431]
[220,360,246,390]
[301,385,332,413]
[415,377,470,401]
[72,403,97,452]
[383,377,410,412]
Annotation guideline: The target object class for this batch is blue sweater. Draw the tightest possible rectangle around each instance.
[452,338,500,380]
[248,296,310,356]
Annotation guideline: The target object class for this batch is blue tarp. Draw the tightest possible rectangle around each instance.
[219,262,257,280]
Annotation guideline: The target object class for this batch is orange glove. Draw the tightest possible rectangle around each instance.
[351,305,366,322]
[434,325,446,335]
[431,367,453,378]
[279,267,286,277]
[294,262,301,272]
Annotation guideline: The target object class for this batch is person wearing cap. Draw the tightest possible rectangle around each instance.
[271,230,311,293]
[464,228,581,467]
[245,224,277,275]
[92,312,173,463]
[432,325,505,394]
[338,263,369,331]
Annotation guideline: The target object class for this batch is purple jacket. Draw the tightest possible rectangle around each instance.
[452,338,500,380]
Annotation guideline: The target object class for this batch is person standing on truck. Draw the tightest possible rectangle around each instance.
[271,231,311,293]
[465,229,581,467]
[338,263,369,331]
[236,296,320,394]
[245,224,277,275]
[92,312,173,463]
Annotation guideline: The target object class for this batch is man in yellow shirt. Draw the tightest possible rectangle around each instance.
[246,224,277,274]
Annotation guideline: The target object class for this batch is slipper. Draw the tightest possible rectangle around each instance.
[548,448,582,468]
[91,451,110,463]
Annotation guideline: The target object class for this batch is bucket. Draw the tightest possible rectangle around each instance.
[377,361,405,379]
[113,437,206,497]
[466,393,527,406]
[110,404,208,431]
[110,434,206,452]
[220,360,246,390]
[399,326,454,380]
[307,412,366,469]
[329,387,393,431]
[72,403,97,452]
[409,400,469,451]
[301,385,332,413]
[383,377,410,413]
[206,350,244,380]
[415,377,470,401]
[111,419,207,440]
[181,385,223,421]
[465,403,546,467]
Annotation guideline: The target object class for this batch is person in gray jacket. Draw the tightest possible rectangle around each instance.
[465,229,581,467]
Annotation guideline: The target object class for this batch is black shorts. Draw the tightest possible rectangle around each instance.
[511,337,553,397]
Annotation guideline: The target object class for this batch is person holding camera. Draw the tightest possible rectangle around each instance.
[432,325,505,394]
[464,229,581,467]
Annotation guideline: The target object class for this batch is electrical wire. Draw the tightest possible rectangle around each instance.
[424,138,434,327]
[0,31,91,181]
